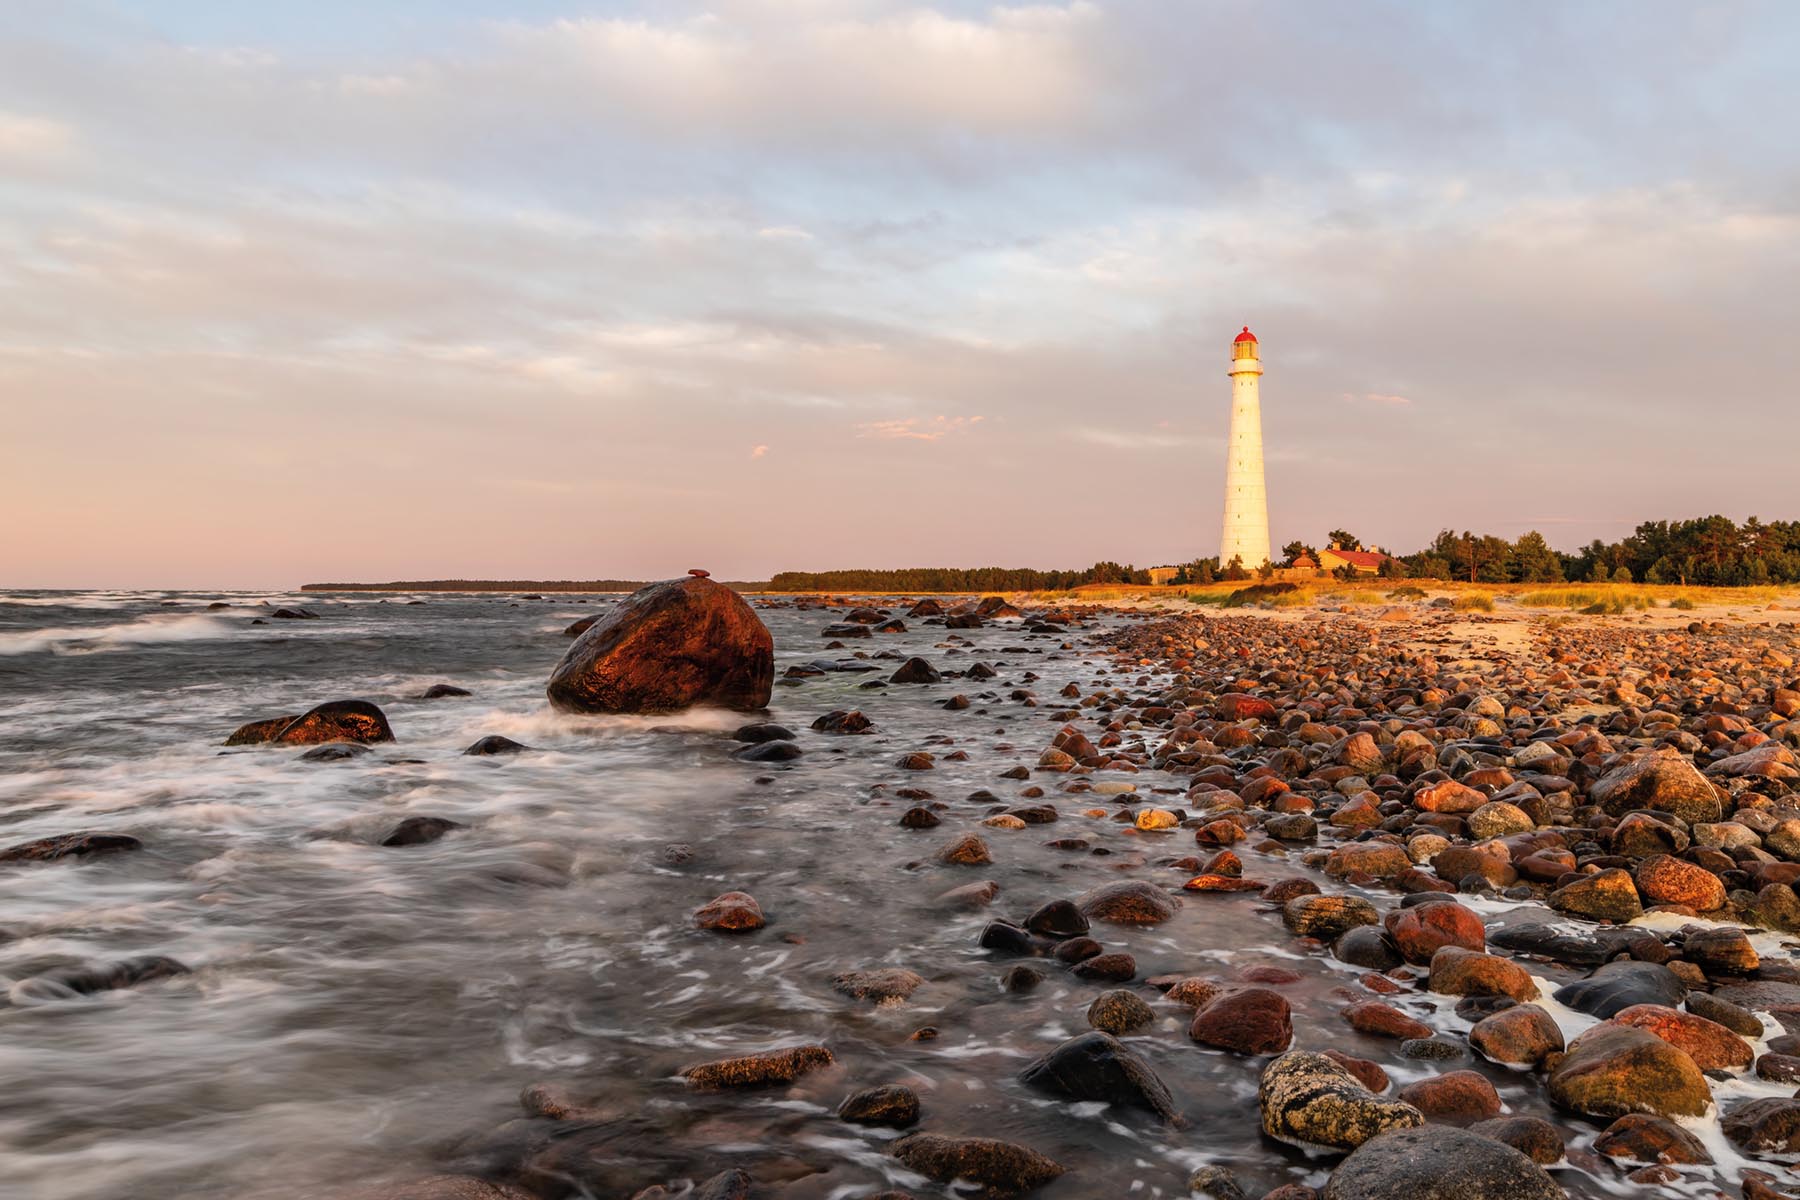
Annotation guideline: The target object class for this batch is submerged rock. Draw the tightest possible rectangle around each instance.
[1551,960,1685,1019]
[381,816,465,847]
[1189,988,1292,1055]
[16,955,191,1001]
[0,831,141,864]
[1018,1031,1182,1123]
[1076,880,1179,924]
[693,891,765,933]
[889,1133,1064,1197]
[546,577,774,714]
[464,735,530,756]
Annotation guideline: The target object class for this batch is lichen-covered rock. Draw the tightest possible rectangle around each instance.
[681,1045,834,1089]
[546,576,774,714]
[1633,855,1725,911]
[1284,894,1379,940]
[838,1084,921,1127]
[1258,1051,1423,1152]
[1548,868,1643,923]
[1385,901,1485,964]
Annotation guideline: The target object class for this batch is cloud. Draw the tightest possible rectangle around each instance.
[750,444,769,458]
[0,111,74,162]
[0,3,1797,586]
[856,415,984,441]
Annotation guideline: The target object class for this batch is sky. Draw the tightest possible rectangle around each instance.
[1,1,1797,588]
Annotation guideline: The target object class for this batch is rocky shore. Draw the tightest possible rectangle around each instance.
[5,586,1799,1199]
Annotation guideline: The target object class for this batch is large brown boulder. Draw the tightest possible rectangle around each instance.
[1322,1125,1562,1200]
[224,700,394,747]
[546,577,774,714]
[1589,749,1722,823]
[1547,1024,1710,1119]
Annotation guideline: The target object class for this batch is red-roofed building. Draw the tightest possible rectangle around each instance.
[1319,548,1392,575]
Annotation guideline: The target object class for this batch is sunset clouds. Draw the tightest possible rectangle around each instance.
[1,2,1796,585]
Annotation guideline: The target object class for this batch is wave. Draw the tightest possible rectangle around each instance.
[0,613,241,656]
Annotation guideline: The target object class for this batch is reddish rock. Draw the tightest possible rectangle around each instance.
[1342,1001,1433,1041]
[1395,1070,1500,1125]
[682,1045,834,1089]
[547,577,774,714]
[1427,946,1538,1002]
[1413,780,1487,814]
[1548,1024,1710,1119]
[1385,901,1485,965]
[1609,1004,1754,1070]
[693,891,764,932]
[1633,855,1726,912]
[270,699,395,746]
[939,834,992,865]
[1548,868,1643,923]
[1189,987,1292,1055]
[1321,1049,1390,1093]
[1593,1113,1713,1164]
[1469,1004,1564,1068]
[1217,693,1277,721]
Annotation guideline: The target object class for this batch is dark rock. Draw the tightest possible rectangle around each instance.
[1321,1125,1563,1200]
[417,684,473,699]
[381,817,465,847]
[732,740,803,763]
[1284,894,1378,939]
[299,743,369,762]
[1721,1097,1800,1154]
[1018,1031,1182,1123]
[890,657,942,684]
[1024,899,1088,938]
[546,577,774,714]
[811,710,874,734]
[1551,960,1685,1019]
[732,722,795,743]
[21,955,191,999]
[464,735,529,756]
[0,831,141,864]
[694,1170,752,1200]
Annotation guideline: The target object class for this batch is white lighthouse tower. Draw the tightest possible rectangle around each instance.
[1219,326,1271,571]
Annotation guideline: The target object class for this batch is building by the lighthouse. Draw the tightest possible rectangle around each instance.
[1219,325,1271,570]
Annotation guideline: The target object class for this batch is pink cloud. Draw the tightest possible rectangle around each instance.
[855,415,984,441]
[750,443,769,458]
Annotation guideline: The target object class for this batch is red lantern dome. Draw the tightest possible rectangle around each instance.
[1233,326,1257,344]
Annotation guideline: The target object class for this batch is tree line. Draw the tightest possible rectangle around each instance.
[1276,516,1800,586]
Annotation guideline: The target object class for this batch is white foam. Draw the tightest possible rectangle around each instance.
[0,613,240,655]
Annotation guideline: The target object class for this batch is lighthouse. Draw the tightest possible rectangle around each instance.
[1219,326,1271,571]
